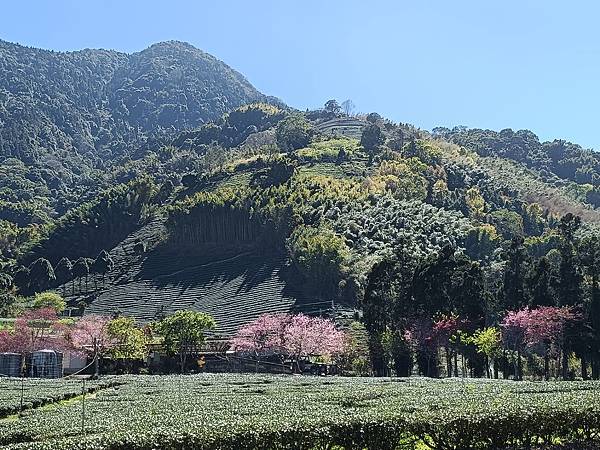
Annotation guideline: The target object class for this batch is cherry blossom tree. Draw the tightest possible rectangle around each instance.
[230,313,346,373]
[69,315,116,377]
[501,306,582,380]
[0,328,29,354]
[230,313,289,356]
[283,314,347,364]
[0,308,68,355]
[404,319,438,377]
[431,314,465,377]
[524,306,582,380]
[500,309,529,380]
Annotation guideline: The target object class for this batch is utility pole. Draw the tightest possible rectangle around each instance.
[81,378,86,436]
[93,337,99,379]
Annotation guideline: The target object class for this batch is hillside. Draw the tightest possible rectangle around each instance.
[58,216,323,337]
[0,40,269,223]
[2,45,600,360]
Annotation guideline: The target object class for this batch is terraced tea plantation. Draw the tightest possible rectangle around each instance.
[1,375,600,449]
[61,217,318,336]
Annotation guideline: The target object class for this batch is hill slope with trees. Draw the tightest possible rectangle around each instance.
[0,39,270,223]
[2,44,600,377]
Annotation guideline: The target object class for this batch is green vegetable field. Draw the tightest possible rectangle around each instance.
[1,375,600,449]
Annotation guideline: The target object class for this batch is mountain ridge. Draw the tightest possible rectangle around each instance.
[0,38,275,221]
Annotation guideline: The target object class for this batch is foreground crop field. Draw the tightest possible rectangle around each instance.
[1,375,600,449]
[0,378,119,419]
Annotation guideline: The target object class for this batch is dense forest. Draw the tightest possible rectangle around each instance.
[0,39,272,223]
[2,41,600,379]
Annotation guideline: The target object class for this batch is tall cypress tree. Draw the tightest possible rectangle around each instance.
[28,258,56,295]
[363,258,396,377]
[557,213,583,379]
[526,257,556,307]
[502,236,529,311]
[579,233,600,379]
[557,214,582,307]
[54,257,73,296]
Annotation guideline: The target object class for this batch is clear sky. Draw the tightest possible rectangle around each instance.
[2,1,599,149]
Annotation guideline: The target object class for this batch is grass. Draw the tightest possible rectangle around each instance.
[296,138,360,161]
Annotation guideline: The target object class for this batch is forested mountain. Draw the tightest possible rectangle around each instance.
[435,126,600,207]
[0,39,269,223]
[2,41,600,375]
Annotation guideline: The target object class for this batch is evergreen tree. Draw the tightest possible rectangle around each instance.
[556,213,583,379]
[73,257,90,293]
[92,250,114,287]
[323,99,341,115]
[54,257,73,296]
[579,233,600,379]
[557,214,582,307]
[360,123,385,160]
[12,266,29,294]
[28,258,56,295]
[362,258,396,377]
[502,237,529,311]
[526,257,556,307]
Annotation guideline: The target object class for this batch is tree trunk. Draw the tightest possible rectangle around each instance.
[453,352,458,377]
[562,347,569,380]
[592,357,599,380]
[445,347,452,377]
[544,351,550,381]
[180,352,186,374]
[517,348,523,381]
[581,356,589,380]
[94,355,99,379]
[368,334,386,377]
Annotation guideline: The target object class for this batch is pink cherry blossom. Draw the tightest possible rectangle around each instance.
[69,315,117,356]
[230,313,346,359]
[0,308,69,353]
[501,306,582,353]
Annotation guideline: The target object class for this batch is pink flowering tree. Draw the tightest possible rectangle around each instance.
[431,314,465,377]
[0,308,68,355]
[230,313,346,373]
[403,315,467,378]
[0,328,29,354]
[404,319,438,377]
[501,306,582,380]
[69,315,116,377]
[230,313,289,356]
[229,313,290,371]
[283,314,347,366]
[500,309,529,380]
[524,306,581,380]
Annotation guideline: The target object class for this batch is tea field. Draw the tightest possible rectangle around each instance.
[1,375,600,449]
[0,378,120,419]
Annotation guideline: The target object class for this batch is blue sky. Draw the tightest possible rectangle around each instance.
[2,1,600,149]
